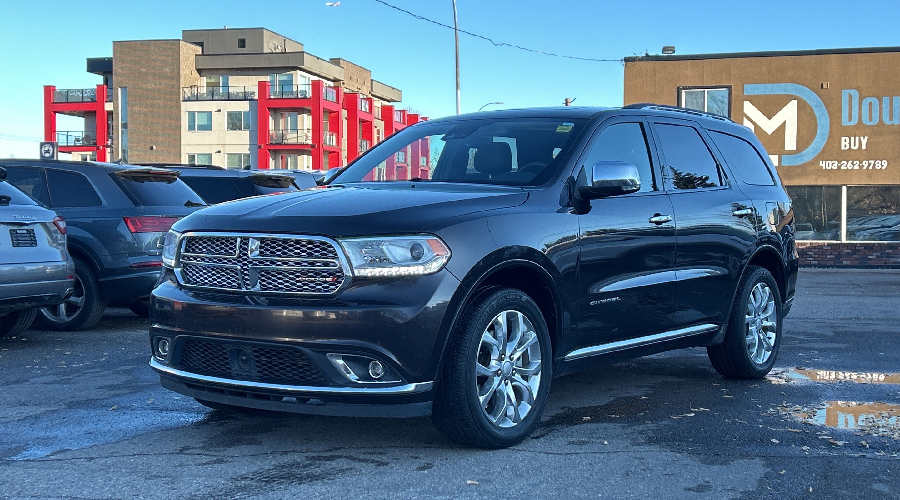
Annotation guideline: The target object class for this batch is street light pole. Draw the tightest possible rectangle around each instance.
[478,101,504,112]
[452,0,460,115]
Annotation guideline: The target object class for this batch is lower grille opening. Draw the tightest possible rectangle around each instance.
[177,338,328,386]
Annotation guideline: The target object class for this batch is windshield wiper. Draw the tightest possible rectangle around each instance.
[409,177,426,182]
[184,200,206,207]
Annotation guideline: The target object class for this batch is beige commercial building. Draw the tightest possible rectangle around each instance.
[624,47,900,264]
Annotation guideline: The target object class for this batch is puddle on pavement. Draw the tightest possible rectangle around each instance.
[779,401,900,439]
[770,368,900,385]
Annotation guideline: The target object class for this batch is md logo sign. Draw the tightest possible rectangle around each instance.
[742,83,830,167]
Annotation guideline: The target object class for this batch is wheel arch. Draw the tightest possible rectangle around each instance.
[431,248,568,383]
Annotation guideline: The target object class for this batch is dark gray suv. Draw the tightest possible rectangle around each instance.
[150,105,799,448]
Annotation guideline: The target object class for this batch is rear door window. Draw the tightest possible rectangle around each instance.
[653,123,724,190]
[47,169,102,207]
[111,171,206,207]
[709,131,776,186]
[3,167,49,206]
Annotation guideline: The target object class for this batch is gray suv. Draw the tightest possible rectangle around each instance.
[0,168,74,338]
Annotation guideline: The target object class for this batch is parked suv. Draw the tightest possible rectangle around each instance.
[137,164,316,204]
[150,106,799,448]
[0,167,74,337]
[0,160,206,330]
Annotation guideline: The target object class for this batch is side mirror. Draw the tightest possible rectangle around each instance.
[317,166,343,186]
[576,161,641,199]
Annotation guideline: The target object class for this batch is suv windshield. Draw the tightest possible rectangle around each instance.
[334,117,587,186]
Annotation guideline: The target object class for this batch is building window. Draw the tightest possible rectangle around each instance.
[226,153,252,169]
[679,86,731,117]
[237,38,246,49]
[227,111,252,131]
[187,111,212,131]
[188,153,213,165]
[846,186,900,241]
[785,186,842,241]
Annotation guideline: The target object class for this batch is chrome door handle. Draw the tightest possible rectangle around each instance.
[649,214,672,225]
[732,208,754,218]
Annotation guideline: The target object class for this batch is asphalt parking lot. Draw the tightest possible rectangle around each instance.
[1,268,898,499]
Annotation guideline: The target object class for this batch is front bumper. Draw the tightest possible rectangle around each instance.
[150,267,461,416]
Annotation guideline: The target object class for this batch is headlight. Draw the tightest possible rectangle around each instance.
[161,230,182,268]
[338,235,451,277]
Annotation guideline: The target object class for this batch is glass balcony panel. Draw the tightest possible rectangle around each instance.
[53,88,97,103]
[182,86,257,101]
[323,131,337,146]
[359,139,371,153]
[324,87,338,103]
[269,129,313,145]
[56,131,97,146]
[268,84,312,99]
[359,98,371,113]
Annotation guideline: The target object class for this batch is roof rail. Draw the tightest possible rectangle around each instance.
[622,103,734,123]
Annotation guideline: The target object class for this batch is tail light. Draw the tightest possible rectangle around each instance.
[124,216,180,233]
[52,215,67,235]
[124,216,180,256]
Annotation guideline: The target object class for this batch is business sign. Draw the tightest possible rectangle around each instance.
[742,83,898,185]
[39,142,58,160]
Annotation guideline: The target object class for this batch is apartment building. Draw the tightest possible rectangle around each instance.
[44,28,427,175]
[624,47,900,266]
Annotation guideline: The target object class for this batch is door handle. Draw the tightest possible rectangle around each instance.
[648,214,672,225]
[732,208,754,218]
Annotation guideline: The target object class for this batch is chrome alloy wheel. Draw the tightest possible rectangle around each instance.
[745,282,777,365]
[475,310,542,428]
[41,274,84,323]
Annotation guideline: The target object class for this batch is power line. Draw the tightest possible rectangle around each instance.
[371,0,623,63]
[0,133,42,142]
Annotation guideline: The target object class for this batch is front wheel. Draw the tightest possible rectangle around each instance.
[707,266,783,379]
[432,288,552,449]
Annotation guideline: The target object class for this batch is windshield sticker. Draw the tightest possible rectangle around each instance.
[556,123,574,133]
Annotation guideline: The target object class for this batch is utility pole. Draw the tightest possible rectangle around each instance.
[452,0,460,115]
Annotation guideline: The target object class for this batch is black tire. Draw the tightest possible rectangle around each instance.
[128,299,150,318]
[432,287,552,449]
[707,266,783,379]
[34,259,107,331]
[0,309,37,339]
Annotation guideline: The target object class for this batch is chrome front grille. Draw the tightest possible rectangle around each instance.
[176,234,349,296]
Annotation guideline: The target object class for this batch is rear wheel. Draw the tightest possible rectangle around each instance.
[707,266,782,379]
[34,259,107,331]
[0,309,37,338]
[432,288,552,449]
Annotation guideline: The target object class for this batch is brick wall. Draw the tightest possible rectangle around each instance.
[796,242,900,268]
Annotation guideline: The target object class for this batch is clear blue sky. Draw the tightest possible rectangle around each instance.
[3,0,900,158]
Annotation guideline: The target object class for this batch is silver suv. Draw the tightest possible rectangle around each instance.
[0,167,74,338]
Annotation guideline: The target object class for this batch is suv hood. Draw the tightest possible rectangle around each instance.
[176,183,528,236]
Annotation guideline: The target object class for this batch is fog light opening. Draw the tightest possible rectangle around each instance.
[369,360,385,379]
[156,338,170,358]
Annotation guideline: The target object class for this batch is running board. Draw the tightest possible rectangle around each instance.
[564,323,719,361]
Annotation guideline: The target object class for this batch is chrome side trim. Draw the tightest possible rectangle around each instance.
[564,323,719,361]
[150,358,433,395]
[591,267,727,294]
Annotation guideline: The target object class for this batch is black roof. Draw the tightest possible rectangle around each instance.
[0,159,178,174]
[624,46,900,63]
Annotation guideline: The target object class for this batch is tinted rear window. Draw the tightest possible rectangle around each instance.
[181,176,247,204]
[709,131,776,186]
[654,123,724,190]
[111,173,206,207]
[0,181,38,206]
